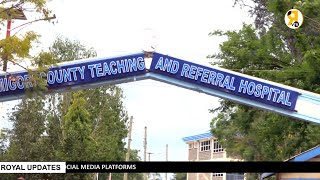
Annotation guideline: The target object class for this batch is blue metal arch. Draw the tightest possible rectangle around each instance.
[0,52,320,124]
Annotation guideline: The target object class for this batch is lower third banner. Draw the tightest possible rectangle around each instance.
[66,162,320,173]
[1,162,319,173]
[0,162,66,173]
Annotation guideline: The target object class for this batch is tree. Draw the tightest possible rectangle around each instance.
[209,1,320,179]
[0,0,56,94]
[61,91,95,180]
[0,128,9,160]
[0,0,55,63]
[127,150,144,180]
[47,37,128,179]
[110,149,144,180]
[1,37,130,179]
[172,173,187,180]
[63,91,94,161]
[3,97,49,179]
[148,173,162,180]
[83,85,128,161]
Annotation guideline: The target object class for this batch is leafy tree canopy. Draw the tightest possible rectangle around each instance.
[0,0,56,95]
[0,37,130,180]
[210,0,320,164]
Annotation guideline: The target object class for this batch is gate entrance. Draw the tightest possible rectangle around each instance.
[1,52,320,124]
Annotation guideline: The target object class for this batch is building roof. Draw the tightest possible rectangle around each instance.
[182,131,214,142]
[261,145,320,179]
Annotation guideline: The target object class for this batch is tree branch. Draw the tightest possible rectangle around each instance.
[0,1,24,15]
[11,15,56,36]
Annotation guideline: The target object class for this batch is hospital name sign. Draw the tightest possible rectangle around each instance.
[150,53,299,111]
[0,53,146,96]
[0,52,299,111]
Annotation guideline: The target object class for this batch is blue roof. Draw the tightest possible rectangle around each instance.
[182,131,214,142]
[286,145,320,162]
[261,145,320,179]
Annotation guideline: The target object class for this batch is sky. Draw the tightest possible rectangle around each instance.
[0,0,253,174]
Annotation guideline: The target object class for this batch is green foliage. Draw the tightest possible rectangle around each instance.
[110,149,144,180]
[211,106,320,161]
[0,0,54,23]
[50,36,97,63]
[209,0,320,170]
[209,24,292,70]
[172,173,187,180]
[63,91,95,161]
[84,86,128,161]
[1,31,39,58]
[0,0,54,59]
[0,37,131,179]
[0,0,56,99]
[0,129,7,158]
[6,97,46,161]
[2,97,49,179]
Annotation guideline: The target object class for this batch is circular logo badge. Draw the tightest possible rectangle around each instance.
[285,9,304,29]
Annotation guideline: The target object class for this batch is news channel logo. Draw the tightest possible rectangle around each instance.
[285,9,304,29]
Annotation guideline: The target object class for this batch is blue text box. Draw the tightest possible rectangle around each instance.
[0,53,146,97]
[150,52,299,111]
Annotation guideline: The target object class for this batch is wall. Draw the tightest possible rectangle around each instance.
[278,173,320,179]
[189,148,198,161]
[199,173,211,180]
[199,151,211,160]
[187,173,197,180]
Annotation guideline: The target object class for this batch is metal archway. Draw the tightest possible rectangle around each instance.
[1,52,320,124]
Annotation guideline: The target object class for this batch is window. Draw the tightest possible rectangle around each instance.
[212,173,223,177]
[213,139,223,152]
[200,140,211,151]
[226,173,244,180]
[189,143,193,149]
